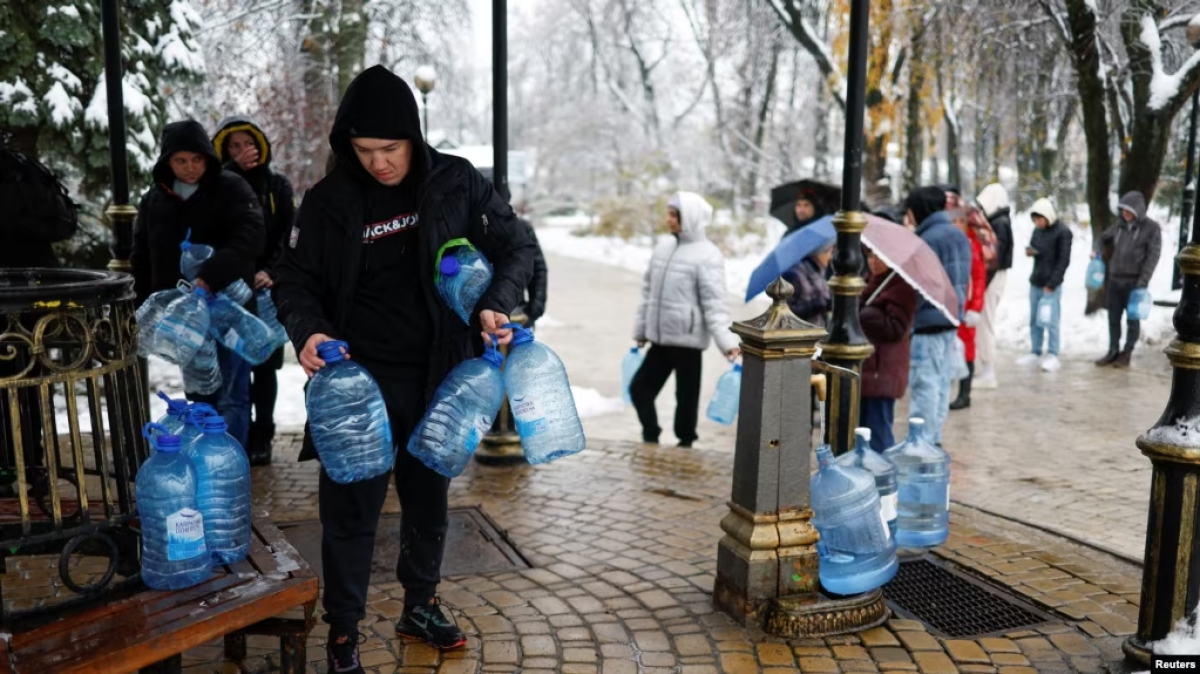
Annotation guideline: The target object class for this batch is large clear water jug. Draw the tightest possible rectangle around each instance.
[407,339,506,477]
[219,279,253,306]
[1128,288,1152,321]
[884,417,950,548]
[621,347,644,405]
[184,416,251,565]
[435,240,493,325]
[706,363,742,425]
[811,444,898,595]
[179,229,214,282]
[255,289,288,348]
[137,423,212,590]
[1085,257,1106,290]
[182,338,222,395]
[136,288,183,358]
[207,293,275,366]
[306,340,394,484]
[502,324,586,464]
[836,428,899,538]
[152,288,212,366]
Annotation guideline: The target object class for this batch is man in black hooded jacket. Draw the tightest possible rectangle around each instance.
[274,65,535,670]
[131,119,265,447]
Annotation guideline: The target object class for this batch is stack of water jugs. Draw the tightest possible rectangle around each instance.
[305,244,587,485]
[810,419,950,595]
[135,230,289,394]
[137,395,251,590]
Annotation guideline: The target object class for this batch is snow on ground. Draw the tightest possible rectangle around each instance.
[1152,604,1200,655]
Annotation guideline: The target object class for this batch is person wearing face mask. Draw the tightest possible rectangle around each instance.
[274,65,535,672]
[212,117,296,465]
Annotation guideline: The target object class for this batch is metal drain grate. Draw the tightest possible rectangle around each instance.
[883,557,1057,638]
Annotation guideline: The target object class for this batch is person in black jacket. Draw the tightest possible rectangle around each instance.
[1017,198,1071,373]
[0,147,77,268]
[274,65,534,670]
[974,183,1014,389]
[131,120,265,446]
[212,117,297,465]
[517,218,548,327]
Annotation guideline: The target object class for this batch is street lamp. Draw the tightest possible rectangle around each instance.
[101,0,135,273]
[413,65,436,142]
[1173,17,1200,291]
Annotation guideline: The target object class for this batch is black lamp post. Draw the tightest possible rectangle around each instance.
[100,0,136,274]
[414,66,436,142]
[1174,24,1200,291]
[492,0,509,203]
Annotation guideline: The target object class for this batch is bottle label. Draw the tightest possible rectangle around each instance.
[878,505,891,539]
[166,508,207,561]
[946,484,951,509]
[880,492,898,522]
[223,328,244,352]
[512,398,549,438]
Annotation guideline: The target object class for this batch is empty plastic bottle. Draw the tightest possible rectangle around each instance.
[136,288,184,357]
[152,288,212,366]
[306,340,394,484]
[621,347,644,405]
[810,444,898,595]
[1085,257,1106,290]
[255,289,288,348]
[408,338,506,477]
[179,229,214,282]
[836,428,899,538]
[137,423,212,590]
[1035,295,1056,329]
[183,416,251,565]
[182,338,222,395]
[706,363,742,426]
[1128,288,1152,321]
[435,240,494,325]
[884,418,951,548]
[502,323,586,464]
[219,279,253,306]
[207,293,275,366]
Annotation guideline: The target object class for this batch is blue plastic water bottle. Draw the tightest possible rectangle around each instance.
[306,340,394,484]
[206,293,276,366]
[1085,257,1106,290]
[178,403,220,450]
[621,347,644,405]
[179,229,214,282]
[502,324,586,464]
[706,363,742,425]
[1128,288,1152,321]
[811,444,898,595]
[407,338,506,477]
[137,423,212,590]
[181,338,222,395]
[435,241,494,325]
[1035,295,1056,329]
[136,288,184,358]
[219,279,253,306]
[836,428,899,538]
[184,416,251,565]
[153,288,212,366]
[155,392,192,436]
[255,289,288,348]
[884,418,950,548]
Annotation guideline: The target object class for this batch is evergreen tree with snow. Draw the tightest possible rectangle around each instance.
[0,1,204,199]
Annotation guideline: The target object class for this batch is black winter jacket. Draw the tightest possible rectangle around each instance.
[519,219,548,324]
[0,148,77,268]
[1098,192,1162,289]
[988,207,1014,274]
[1029,221,1072,290]
[131,120,265,303]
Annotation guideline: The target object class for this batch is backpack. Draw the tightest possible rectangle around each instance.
[966,208,998,272]
[0,147,78,244]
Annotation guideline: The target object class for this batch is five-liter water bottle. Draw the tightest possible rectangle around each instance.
[136,288,184,357]
[184,416,251,565]
[155,392,192,435]
[621,347,644,405]
[407,338,506,477]
[884,418,951,548]
[255,289,288,348]
[207,293,275,366]
[436,243,494,325]
[152,288,212,366]
[503,324,586,464]
[179,229,214,282]
[706,363,742,425]
[219,279,253,306]
[178,404,220,449]
[811,444,898,595]
[836,428,899,538]
[137,423,212,590]
[306,340,394,484]
[1128,288,1152,321]
[182,338,222,395]
[1085,257,1106,290]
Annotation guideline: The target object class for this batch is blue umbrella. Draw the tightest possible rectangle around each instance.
[745,215,836,301]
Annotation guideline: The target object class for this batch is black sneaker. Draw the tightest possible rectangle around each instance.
[327,628,366,674]
[395,598,467,649]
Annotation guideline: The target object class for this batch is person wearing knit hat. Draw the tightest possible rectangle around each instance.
[1094,191,1162,368]
[1016,198,1072,372]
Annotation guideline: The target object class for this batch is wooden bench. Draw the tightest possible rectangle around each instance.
[0,509,319,674]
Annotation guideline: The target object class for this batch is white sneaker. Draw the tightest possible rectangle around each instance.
[975,365,997,389]
[1041,355,1061,372]
[1015,353,1041,367]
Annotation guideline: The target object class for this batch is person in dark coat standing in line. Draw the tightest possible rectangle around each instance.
[1017,198,1071,372]
[274,65,535,671]
[212,116,296,465]
[860,246,917,452]
[515,218,548,328]
[1094,191,1162,368]
[782,242,834,327]
[973,183,1013,389]
[131,120,265,447]
[0,147,78,268]
[788,188,827,234]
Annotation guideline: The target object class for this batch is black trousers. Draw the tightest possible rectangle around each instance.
[319,373,449,628]
[630,344,703,445]
[1106,278,1140,353]
[250,347,284,426]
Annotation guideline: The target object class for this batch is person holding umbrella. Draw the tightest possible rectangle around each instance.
[860,246,917,451]
[781,240,834,327]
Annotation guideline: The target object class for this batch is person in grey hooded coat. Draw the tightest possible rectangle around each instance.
[1095,191,1162,368]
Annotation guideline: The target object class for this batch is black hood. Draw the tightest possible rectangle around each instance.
[329,65,429,186]
[213,116,273,168]
[904,186,947,227]
[152,120,221,187]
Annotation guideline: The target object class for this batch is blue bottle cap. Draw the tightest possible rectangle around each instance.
[193,286,210,300]
[733,363,742,372]
[439,256,461,276]
[503,323,534,346]
[317,340,349,363]
[630,346,639,354]
[202,416,228,433]
[482,335,504,367]
[157,435,183,452]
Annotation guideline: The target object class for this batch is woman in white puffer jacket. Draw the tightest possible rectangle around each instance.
[631,191,740,448]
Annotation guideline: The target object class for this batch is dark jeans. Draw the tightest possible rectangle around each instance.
[319,375,449,628]
[250,347,284,427]
[189,344,252,447]
[1106,278,1140,353]
[630,344,702,445]
[860,397,895,452]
